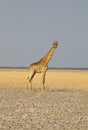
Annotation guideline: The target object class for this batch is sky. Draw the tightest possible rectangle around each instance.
[0,0,88,68]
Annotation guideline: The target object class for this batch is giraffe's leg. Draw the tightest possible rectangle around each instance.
[41,71,46,91]
[27,70,35,92]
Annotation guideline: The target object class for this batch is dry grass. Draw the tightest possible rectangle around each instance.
[0,69,88,130]
[0,69,88,90]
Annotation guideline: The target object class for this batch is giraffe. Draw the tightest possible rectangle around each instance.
[27,41,58,91]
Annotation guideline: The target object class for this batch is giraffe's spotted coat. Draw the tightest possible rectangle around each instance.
[27,41,58,91]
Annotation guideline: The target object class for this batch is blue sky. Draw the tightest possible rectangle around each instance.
[0,0,88,68]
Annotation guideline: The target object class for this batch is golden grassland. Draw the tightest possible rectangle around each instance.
[0,69,88,90]
[0,69,88,129]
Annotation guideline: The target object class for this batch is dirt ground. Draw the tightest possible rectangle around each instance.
[0,69,88,130]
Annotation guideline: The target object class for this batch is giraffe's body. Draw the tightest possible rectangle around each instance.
[27,41,58,91]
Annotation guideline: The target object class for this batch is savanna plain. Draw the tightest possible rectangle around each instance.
[0,69,88,130]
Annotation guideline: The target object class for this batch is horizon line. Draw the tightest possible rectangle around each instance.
[0,66,88,70]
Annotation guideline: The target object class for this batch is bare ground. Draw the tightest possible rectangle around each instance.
[0,70,88,130]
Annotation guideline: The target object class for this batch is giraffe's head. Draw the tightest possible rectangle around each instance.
[53,41,58,48]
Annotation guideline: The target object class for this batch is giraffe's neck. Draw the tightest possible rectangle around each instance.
[39,46,57,65]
